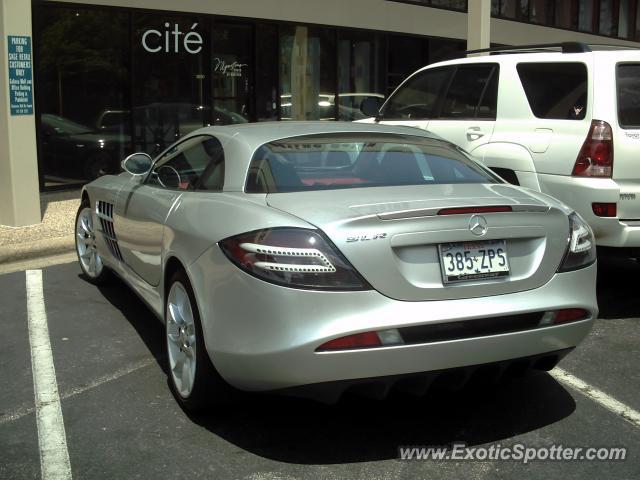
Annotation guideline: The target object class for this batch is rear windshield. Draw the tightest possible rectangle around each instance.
[617,64,640,129]
[245,133,499,193]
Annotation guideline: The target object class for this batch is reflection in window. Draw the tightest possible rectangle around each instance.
[338,32,385,121]
[212,24,252,125]
[491,0,529,20]
[598,0,617,36]
[35,7,131,185]
[280,26,336,121]
[555,1,578,29]
[529,0,553,25]
[578,0,595,32]
[132,14,207,155]
[618,0,631,37]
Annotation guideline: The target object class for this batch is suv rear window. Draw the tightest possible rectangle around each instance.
[617,64,640,129]
[517,63,588,120]
[245,133,499,193]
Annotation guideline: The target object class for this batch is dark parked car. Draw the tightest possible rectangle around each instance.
[40,114,129,180]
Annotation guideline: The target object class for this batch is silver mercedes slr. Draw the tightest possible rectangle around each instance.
[76,122,597,411]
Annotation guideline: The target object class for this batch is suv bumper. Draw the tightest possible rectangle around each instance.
[538,173,640,247]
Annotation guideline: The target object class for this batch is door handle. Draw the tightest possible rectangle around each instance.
[466,127,484,141]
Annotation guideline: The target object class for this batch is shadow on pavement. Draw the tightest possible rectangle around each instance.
[596,256,640,319]
[186,372,575,464]
[93,275,168,374]
[89,273,578,465]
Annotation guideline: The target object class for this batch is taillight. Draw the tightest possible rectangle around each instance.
[437,206,513,215]
[219,228,371,290]
[557,212,596,272]
[316,328,404,351]
[539,308,590,326]
[592,202,617,217]
[572,120,613,178]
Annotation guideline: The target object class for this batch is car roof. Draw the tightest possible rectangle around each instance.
[183,121,447,192]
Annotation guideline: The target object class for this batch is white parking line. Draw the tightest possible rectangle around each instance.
[551,367,640,428]
[26,269,72,480]
[0,358,154,426]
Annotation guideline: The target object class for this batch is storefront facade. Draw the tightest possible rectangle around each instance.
[33,2,471,189]
[1,0,639,225]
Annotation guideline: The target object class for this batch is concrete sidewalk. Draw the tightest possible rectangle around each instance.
[0,190,80,264]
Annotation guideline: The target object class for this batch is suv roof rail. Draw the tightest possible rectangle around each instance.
[464,42,592,56]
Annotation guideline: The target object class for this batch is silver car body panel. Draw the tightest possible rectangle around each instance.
[81,122,597,392]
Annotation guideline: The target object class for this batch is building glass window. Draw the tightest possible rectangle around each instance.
[555,1,578,29]
[578,0,595,32]
[255,24,279,121]
[599,0,618,35]
[35,7,132,186]
[211,23,252,125]
[491,0,529,20]
[279,26,337,120]
[529,0,554,25]
[132,14,209,156]
[618,0,631,38]
[338,31,386,121]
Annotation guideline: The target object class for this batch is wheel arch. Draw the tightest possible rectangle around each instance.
[472,142,540,190]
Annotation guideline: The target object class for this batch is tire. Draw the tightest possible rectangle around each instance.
[165,269,233,412]
[75,198,111,285]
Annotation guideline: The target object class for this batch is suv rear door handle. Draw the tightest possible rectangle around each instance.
[466,127,484,141]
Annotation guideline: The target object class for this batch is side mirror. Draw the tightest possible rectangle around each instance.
[360,97,383,118]
[122,152,153,176]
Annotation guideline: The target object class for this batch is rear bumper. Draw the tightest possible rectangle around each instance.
[538,173,640,247]
[189,247,597,393]
[274,348,574,403]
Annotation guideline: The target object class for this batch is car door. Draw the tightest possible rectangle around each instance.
[426,64,499,156]
[116,135,217,286]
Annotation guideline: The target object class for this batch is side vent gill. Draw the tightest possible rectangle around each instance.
[96,201,123,261]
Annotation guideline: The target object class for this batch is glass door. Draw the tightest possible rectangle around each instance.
[211,23,253,125]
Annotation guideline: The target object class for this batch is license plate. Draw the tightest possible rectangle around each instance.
[438,240,509,284]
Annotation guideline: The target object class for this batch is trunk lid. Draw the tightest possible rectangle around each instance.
[266,184,569,301]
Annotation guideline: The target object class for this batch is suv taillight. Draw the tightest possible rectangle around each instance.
[572,120,613,178]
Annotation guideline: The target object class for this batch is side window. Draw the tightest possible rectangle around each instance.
[382,68,452,120]
[439,64,499,120]
[617,64,640,129]
[197,137,226,191]
[147,135,216,190]
[517,63,588,120]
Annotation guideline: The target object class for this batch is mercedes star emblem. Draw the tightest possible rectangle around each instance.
[469,215,488,236]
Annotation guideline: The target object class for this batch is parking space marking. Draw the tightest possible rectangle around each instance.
[26,269,72,480]
[552,367,640,428]
[0,358,154,426]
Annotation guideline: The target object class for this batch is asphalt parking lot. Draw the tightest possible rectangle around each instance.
[1,258,639,479]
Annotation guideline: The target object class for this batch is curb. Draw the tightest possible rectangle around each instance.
[0,235,75,264]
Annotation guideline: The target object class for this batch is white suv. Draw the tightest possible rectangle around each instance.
[361,43,640,254]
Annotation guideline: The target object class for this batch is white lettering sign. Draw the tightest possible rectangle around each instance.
[214,58,248,77]
[142,23,203,54]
